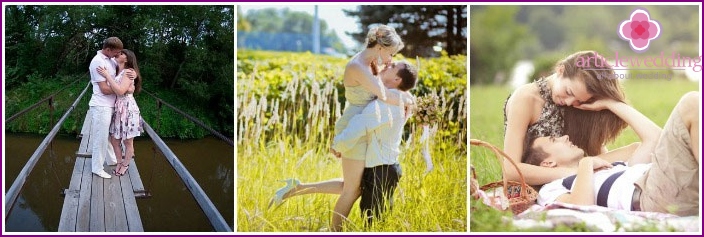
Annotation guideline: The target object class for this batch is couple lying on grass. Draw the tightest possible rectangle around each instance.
[503,51,699,216]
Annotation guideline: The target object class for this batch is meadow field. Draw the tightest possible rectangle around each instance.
[470,78,699,231]
[237,50,467,232]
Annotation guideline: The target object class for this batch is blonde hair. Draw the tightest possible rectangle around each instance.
[364,24,404,53]
[557,51,628,156]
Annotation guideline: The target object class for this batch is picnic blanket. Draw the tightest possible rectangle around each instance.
[510,202,700,232]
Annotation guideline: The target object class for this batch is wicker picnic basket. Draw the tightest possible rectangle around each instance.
[470,139,537,215]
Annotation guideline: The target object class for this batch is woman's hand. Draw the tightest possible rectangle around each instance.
[585,156,613,171]
[96,66,110,78]
[124,68,136,80]
[403,92,416,119]
[574,98,617,111]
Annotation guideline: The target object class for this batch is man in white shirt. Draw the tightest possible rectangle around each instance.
[523,92,699,216]
[332,61,418,225]
[88,37,131,179]
[268,61,418,228]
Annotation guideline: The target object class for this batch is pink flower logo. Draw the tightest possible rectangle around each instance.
[618,9,661,53]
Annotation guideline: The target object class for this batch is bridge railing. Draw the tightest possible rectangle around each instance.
[5,83,90,217]
[142,90,233,147]
[142,121,232,232]
[6,79,80,123]
[6,82,233,231]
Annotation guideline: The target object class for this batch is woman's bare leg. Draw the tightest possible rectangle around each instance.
[118,138,134,175]
[283,179,344,199]
[331,158,364,232]
[109,135,123,169]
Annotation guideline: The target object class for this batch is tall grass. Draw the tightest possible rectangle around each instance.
[237,51,467,232]
[469,78,699,231]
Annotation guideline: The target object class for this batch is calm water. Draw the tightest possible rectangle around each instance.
[4,133,234,232]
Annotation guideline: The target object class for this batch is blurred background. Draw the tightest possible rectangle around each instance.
[470,5,700,87]
[237,5,467,57]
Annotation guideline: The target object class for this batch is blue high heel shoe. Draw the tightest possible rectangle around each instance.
[268,178,301,209]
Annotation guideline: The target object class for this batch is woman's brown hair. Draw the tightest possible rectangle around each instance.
[557,51,628,156]
[121,49,142,94]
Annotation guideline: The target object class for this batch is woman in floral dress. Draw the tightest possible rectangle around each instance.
[97,49,143,176]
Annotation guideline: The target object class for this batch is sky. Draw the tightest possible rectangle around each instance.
[238,4,360,50]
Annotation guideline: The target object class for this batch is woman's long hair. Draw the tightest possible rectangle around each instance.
[122,49,142,94]
[558,51,628,156]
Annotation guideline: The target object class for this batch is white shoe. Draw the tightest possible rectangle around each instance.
[93,170,112,179]
[268,178,300,209]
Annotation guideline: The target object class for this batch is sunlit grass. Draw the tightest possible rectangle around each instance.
[237,51,467,232]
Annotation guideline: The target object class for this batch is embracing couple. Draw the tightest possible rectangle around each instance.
[268,25,420,231]
[89,36,144,179]
[503,51,699,216]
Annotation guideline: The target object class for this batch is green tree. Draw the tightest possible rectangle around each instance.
[237,6,251,32]
[5,5,234,137]
[470,6,529,85]
[344,5,467,57]
[526,6,564,51]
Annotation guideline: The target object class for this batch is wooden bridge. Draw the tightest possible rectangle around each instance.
[5,82,233,232]
[58,110,147,231]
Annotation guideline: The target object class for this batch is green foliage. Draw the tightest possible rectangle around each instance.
[237,6,252,32]
[412,52,467,93]
[4,5,234,138]
[237,50,466,231]
[344,6,467,57]
[470,199,517,232]
[527,52,563,81]
[5,75,223,139]
[472,5,699,85]
[470,6,529,85]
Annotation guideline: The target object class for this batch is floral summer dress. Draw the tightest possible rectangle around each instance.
[504,77,565,144]
[110,70,143,140]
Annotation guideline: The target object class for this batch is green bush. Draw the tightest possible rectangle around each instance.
[5,75,219,139]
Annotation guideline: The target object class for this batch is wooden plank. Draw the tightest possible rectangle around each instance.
[76,158,92,231]
[126,159,146,196]
[120,171,144,231]
[89,171,105,232]
[103,170,128,232]
[76,110,92,157]
[80,108,92,137]
[58,158,85,231]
